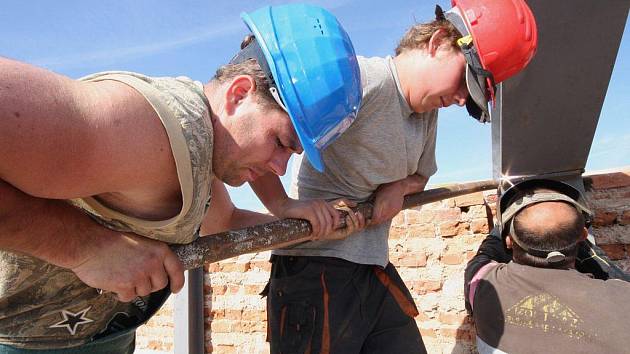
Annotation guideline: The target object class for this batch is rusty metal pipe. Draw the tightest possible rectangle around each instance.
[172,180,498,270]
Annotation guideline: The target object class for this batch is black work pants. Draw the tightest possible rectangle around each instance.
[263,255,426,354]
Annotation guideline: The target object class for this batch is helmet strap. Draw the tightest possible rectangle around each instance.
[229,38,288,112]
[458,41,497,93]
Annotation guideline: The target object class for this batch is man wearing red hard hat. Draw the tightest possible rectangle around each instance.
[441,0,538,122]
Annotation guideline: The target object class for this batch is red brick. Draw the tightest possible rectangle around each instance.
[465,233,487,245]
[389,226,406,239]
[424,280,442,291]
[225,309,242,320]
[241,310,267,321]
[599,244,626,260]
[407,209,435,224]
[454,192,485,207]
[227,285,241,295]
[234,320,267,333]
[438,311,469,325]
[465,251,477,261]
[214,345,237,354]
[250,261,272,272]
[419,328,438,338]
[244,284,265,295]
[406,223,435,238]
[620,210,630,226]
[220,262,251,272]
[587,171,630,190]
[456,222,471,236]
[441,252,464,265]
[471,218,490,234]
[593,210,618,226]
[464,205,490,219]
[208,309,224,319]
[211,320,233,333]
[439,328,474,341]
[439,220,469,237]
[397,252,428,267]
[408,280,442,295]
[434,208,462,223]
[392,211,405,225]
[211,285,227,295]
[206,262,220,272]
[147,340,162,350]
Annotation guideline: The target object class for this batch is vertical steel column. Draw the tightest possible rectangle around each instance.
[492,0,629,179]
[174,267,205,354]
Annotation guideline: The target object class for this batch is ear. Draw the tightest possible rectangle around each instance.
[224,75,256,115]
[505,236,513,249]
[578,227,588,242]
[428,28,447,57]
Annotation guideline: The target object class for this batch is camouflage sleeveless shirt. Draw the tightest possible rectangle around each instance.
[0,72,214,349]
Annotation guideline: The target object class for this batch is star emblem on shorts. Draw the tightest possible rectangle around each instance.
[49,306,94,335]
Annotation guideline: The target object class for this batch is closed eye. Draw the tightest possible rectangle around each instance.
[276,137,286,149]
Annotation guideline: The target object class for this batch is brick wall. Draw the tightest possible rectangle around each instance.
[136,167,630,353]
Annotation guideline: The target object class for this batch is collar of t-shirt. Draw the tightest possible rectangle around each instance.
[386,55,414,118]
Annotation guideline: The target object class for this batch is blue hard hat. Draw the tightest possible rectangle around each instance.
[236,4,362,172]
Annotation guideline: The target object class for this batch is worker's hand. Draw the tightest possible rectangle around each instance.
[320,199,366,241]
[275,198,342,240]
[68,231,185,302]
[371,179,407,225]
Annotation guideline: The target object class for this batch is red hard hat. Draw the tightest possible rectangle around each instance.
[442,0,538,122]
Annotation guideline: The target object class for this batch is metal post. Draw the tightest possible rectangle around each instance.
[492,0,629,179]
[174,267,205,354]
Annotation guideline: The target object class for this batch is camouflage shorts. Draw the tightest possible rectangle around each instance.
[0,329,134,354]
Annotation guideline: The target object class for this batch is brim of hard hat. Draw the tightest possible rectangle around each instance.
[465,65,490,121]
[241,8,326,172]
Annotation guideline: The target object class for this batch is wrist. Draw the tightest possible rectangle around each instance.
[31,200,105,270]
[403,174,428,195]
[0,180,103,269]
[269,195,293,216]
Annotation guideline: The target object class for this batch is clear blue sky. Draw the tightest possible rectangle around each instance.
[2,1,628,211]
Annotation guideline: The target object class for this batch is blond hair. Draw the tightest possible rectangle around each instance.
[395,19,462,55]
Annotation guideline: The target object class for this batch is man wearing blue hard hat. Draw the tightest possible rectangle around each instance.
[253,1,538,353]
[0,4,360,353]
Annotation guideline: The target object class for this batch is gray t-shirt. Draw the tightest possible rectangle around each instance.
[274,56,438,267]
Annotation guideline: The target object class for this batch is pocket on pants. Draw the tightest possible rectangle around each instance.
[278,301,317,354]
[267,259,325,354]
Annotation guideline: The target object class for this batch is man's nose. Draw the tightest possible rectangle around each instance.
[455,86,470,107]
[268,150,292,176]
[454,92,467,106]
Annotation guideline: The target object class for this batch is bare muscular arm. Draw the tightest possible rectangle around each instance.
[0,179,184,301]
[200,178,277,236]
[0,57,185,300]
[0,57,177,199]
